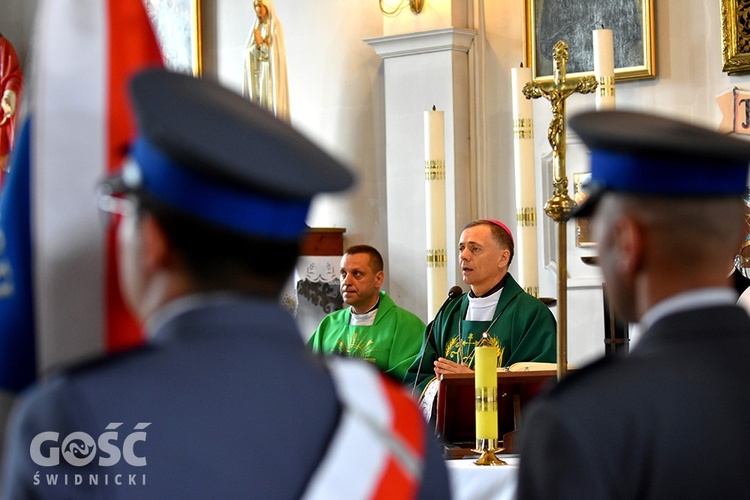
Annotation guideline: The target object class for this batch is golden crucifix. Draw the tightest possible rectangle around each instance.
[523,40,597,221]
[522,40,597,380]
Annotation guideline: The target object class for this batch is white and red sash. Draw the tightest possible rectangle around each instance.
[304,357,427,500]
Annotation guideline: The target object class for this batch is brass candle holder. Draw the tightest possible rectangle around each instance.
[473,438,506,466]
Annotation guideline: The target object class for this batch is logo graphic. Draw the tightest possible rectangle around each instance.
[61,432,96,467]
[31,423,150,467]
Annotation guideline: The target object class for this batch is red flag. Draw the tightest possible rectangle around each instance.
[105,0,163,352]
[27,0,162,378]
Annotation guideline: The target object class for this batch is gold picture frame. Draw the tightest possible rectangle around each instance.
[144,0,202,76]
[722,0,750,75]
[524,0,656,83]
[573,172,595,248]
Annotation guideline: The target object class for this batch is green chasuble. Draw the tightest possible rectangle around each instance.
[308,291,426,380]
[404,273,556,396]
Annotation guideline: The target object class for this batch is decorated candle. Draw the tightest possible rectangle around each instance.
[511,64,539,297]
[424,106,448,320]
[474,333,498,440]
[593,27,616,110]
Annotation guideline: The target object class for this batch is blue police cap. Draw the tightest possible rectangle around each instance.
[568,110,750,218]
[105,68,354,240]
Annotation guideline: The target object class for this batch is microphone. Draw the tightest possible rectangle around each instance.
[411,285,464,395]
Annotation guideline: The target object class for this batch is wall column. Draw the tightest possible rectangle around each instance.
[366,28,476,319]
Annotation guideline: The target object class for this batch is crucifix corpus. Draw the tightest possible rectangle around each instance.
[522,40,597,380]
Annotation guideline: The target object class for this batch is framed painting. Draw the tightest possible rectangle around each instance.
[722,0,750,75]
[144,0,202,76]
[524,0,656,82]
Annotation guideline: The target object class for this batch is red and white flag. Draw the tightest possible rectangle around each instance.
[0,0,163,392]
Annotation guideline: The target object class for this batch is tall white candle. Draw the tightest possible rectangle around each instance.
[424,107,448,320]
[511,65,539,297]
[593,28,616,110]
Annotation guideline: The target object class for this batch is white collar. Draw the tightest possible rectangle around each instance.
[349,307,378,326]
[465,287,503,321]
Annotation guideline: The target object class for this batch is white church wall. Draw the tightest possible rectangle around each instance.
[208,0,750,368]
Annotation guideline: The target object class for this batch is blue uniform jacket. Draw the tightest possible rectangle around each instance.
[1,297,451,498]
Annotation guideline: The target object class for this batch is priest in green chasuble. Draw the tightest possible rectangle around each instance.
[405,219,556,402]
[308,245,426,380]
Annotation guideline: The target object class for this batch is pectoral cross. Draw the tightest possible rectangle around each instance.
[523,40,597,222]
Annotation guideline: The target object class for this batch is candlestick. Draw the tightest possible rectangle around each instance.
[593,27,616,110]
[424,106,448,321]
[511,64,539,297]
[473,332,505,465]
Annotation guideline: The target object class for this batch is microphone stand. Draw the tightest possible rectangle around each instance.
[411,285,464,396]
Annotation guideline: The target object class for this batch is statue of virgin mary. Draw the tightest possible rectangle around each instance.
[243,0,290,121]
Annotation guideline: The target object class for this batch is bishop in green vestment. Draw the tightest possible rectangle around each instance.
[404,219,556,397]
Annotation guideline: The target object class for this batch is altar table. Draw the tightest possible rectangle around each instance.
[446,454,519,500]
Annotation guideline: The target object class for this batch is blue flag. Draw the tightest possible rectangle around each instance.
[0,119,36,392]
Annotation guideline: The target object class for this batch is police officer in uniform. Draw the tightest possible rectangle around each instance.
[1,68,451,498]
[518,110,750,499]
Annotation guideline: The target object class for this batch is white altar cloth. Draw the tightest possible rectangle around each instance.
[446,455,519,500]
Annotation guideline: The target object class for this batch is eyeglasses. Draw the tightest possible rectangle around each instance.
[97,192,136,228]
[736,254,750,279]
[98,193,136,215]
[733,228,750,276]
